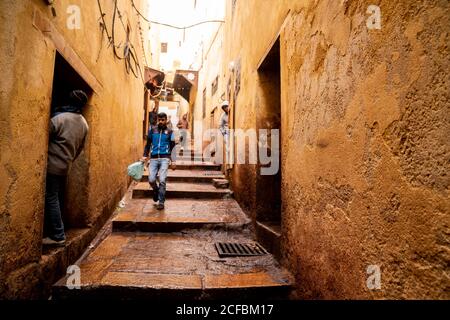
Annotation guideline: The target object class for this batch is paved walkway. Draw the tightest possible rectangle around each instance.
[52,149,293,300]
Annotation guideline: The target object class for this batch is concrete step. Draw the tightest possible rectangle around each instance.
[256,221,282,261]
[175,149,204,157]
[175,156,208,162]
[132,182,232,199]
[52,231,293,300]
[141,169,225,183]
[173,145,216,161]
[173,161,222,171]
[213,179,229,189]
[112,199,251,232]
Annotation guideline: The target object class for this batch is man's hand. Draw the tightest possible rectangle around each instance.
[169,162,177,171]
[140,157,148,163]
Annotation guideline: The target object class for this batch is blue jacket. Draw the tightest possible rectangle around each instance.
[143,126,175,159]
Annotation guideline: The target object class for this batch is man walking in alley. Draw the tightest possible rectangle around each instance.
[176,113,189,151]
[43,90,89,246]
[167,115,174,130]
[141,113,176,210]
[219,101,230,164]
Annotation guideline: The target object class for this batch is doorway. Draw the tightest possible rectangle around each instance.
[45,51,93,237]
[255,37,282,258]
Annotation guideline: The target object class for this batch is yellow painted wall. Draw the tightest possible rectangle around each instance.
[0,0,146,298]
[193,24,225,152]
[223,0,449,299]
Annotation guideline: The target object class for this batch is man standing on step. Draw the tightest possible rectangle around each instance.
[43,90,89,246]
[141,112,176,210]
[219,101,230,165]
[176,113,189,152]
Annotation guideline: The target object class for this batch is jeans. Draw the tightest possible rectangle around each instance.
[44,174,66,241]
[179,129,188,148]
[148,158,170,204]
[223,131,230,164]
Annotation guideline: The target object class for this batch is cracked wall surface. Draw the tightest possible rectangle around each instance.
[225,0,449,299]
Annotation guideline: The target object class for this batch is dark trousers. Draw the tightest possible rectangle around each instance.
[44,174,66,241]
[179,129,188,147]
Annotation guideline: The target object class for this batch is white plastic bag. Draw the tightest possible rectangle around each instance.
[127,161,145,181]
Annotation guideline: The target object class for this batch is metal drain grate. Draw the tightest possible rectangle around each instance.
[214,242,268,257]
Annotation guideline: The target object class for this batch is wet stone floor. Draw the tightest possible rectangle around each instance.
[52,160,293,300]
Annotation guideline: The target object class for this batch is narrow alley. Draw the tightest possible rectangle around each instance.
[52,144,292,300]
[1,0,449,304]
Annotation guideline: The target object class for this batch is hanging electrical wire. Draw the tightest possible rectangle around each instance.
[96,0,148,83]
[129,2,168,97]
[111,0,126,60]
[116,2,150,85]
[137,18,149,67]
[95,0,179,97]
[130,0,225,30]
[96,0,115,48]
[114,2,141,78]
[129,0,225,99]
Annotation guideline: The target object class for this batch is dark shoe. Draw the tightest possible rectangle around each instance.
[42,237,66,246]
[152,188,159,202]
[156,203,165,210]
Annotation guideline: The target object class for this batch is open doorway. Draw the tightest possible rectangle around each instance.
[50,52,93,115]
[255,37,282,259]
[44,51,93,245]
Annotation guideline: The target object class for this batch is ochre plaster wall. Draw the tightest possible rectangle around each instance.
[0,0,145,298]
[224,0,449,299]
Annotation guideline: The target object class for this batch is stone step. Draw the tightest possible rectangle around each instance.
[256,221,282,261]
[141,169,225,183]
[112,199,250,232]
[175,149,204,157]
[132,182,232,199]
[175,156,208,162]
[52,231,293,300]
[143,161,221,171]
[173,145,217,161]
[213,179,230,189]
[173,161,222,171]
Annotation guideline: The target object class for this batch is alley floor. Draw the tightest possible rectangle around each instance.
[51,147,293,300]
